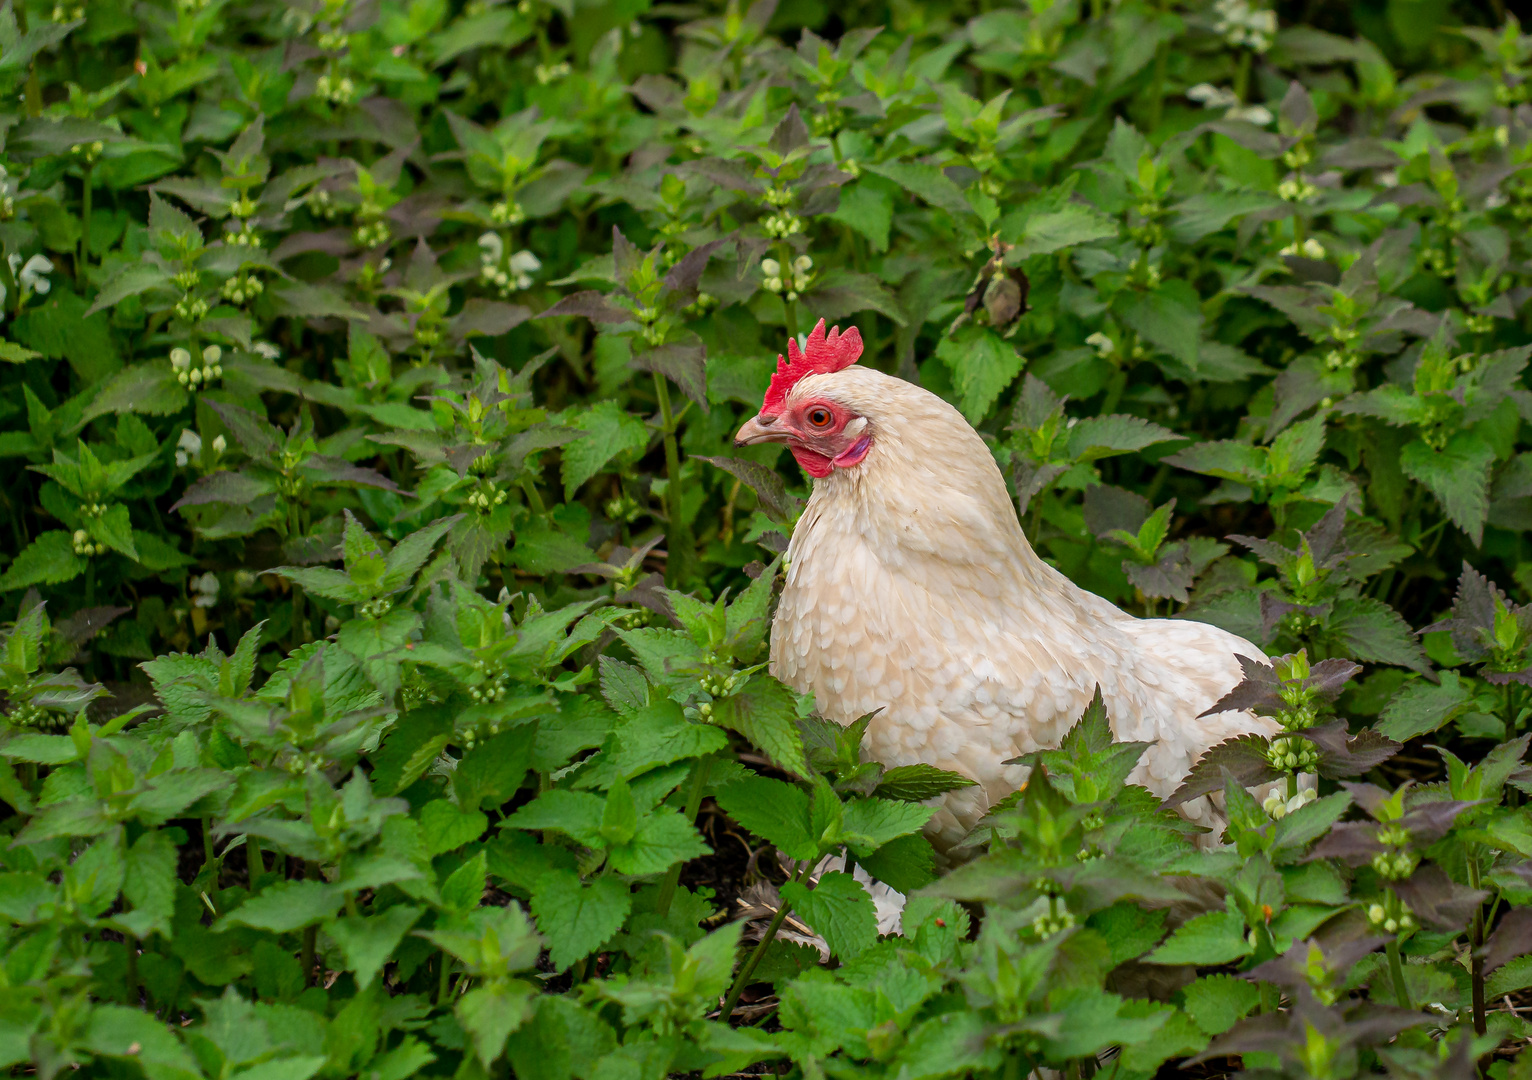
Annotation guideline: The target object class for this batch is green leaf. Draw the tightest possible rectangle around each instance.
[1180,973,1261,1035]
[1401,433,1494,545]
[457,981,536,1067]
[529,869,632,971]
[327,905,421,990]
[217,879,343,933]
[781,870,878,960]
[1143,908,1252,965]
[712,677,808,777]
[935,326,1025,424]
[0,531,85,590]
[0,341,41,363]
[562,400,650,498]
[1065,414,1184,462]
[454,729,533,810]
[1377,672,1474,742]
[839,797,936,857]
[88,504,138,561]
[872,763,977,801]
[505,789,606,847]
[827,179,893,252]
[861,161,973,219]
[78,363,188,426]
[1114,282,1202,368]
[605,806,710,876]
[418,799,489,857]
[713,775,818,861]
[857,831,936,893]
[1007,203,1119,259]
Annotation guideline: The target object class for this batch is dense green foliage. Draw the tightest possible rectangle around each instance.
[1,0,1532,1076]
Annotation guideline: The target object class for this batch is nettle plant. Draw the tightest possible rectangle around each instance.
[1,0,1532,1077]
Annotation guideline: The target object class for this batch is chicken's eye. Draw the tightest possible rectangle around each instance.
[807,408,833,428]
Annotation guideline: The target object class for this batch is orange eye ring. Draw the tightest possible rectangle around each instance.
[807,408,833,428]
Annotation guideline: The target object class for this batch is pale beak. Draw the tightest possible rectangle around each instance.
[735,415,792,447]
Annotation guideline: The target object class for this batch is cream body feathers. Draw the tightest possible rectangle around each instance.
[768,366,1276,847]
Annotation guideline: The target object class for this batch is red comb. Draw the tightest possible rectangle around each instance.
[761,318,863,415]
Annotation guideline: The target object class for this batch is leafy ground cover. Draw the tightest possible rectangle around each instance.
[0,0,1531,1076]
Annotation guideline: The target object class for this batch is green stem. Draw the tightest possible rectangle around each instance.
[723,861,807,1021]
[1385,938,1411,1009]
[85,559,95,607]
[246,835,265,882]
[1234,49,1251,103]
[520,475,546,514]
[301,925,318,988]
[652,372,691,585]
[654,754,712,918]
[202,818,217,879]
[13,5,41,119]
[1258,980,1279,1013]
[125,935,139,1005]
[1286,771,1297,802]
[78,163,93,281]
[1145,43,1168,134]
[1468,853,1487,1036]
[436,949,452,1003]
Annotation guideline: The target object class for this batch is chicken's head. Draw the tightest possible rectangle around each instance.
[734,318,871,478]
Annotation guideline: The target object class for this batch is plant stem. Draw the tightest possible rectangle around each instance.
[1385,938,1411,1009]
[436,950,452,1003]
[723,861,806,1021]
[520,475,546,514]
[125,935,139,1005]
[654,754,713,918]
[302,925,318,988]
[1286,771,1297,802]
[652,372,691,585]
[78,163,93,281]
[246,835,265,882]
[1145,43,1168,134]
[1467,853,1487,1035]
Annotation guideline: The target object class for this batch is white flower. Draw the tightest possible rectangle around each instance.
[1213,0,1276,52]
[175,428,202,467]
[1228,105,1273,125]
[478,232,504,264]
[8,253,52,296]
[202,345,221,364]
[760,258,781,278]
[1187,83,1238,109]
[508,250,541,290]
[1187,84,1272,126]
[1085,331,1114,357]
[211,434,227,456]
[792,255,813,273]
[191,571,220,608]
[170,348,192,372]
[1280,238,1327,259]
[252,341,281,360]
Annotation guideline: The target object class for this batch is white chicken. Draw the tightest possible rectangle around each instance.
[734,319,1277,849]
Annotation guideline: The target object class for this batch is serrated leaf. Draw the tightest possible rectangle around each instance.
[713,775,817,861]
[529,869,631,971]
[0,531,84,590]
[1144,908,1252,965]
[935,326,1025,424]
[781,870,878,960]
[712,677,808,778]
[1181,973,1261,1034]
[1401,433,1494,545]
[872,763,977,801]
